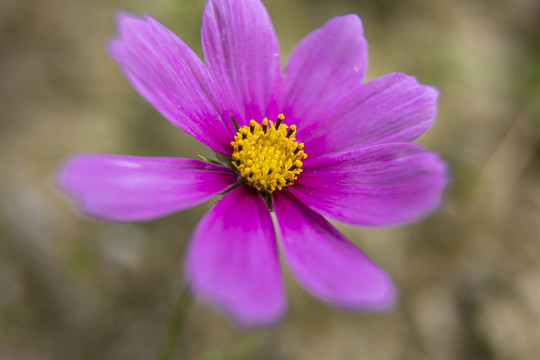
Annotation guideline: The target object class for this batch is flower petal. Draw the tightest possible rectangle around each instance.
[291,143,448,226]
[202,0,281,125]
[273,191,395,309]
[301,73,439,158]
[108,13,235,154]
[185,185,285,326]
[281,15,368,133]
[57,155,237,222]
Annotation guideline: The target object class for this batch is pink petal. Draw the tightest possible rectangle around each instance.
[301,73,439,158]
[57,155,237,222]
[291,143,449,226]
[108,13,235,154]
[281,15,368,133]
[185,185,285,327]
[202,0,281,126]
[273,191,395,309]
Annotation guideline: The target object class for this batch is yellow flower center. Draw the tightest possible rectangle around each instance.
[231,114,307,193]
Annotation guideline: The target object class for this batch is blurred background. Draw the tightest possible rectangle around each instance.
[1,0,540,359]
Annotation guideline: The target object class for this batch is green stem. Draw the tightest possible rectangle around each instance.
[157,288,192,360]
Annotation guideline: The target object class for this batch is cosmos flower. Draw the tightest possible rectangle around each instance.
[57,0,448,326]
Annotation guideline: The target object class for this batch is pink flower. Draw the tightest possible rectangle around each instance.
[58,0,448,326]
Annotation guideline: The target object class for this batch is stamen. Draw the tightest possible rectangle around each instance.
[230,115,307,193]
[275,113,284,129]
[286,125,296,138]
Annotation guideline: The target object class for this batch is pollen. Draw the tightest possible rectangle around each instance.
[231,114,307,193]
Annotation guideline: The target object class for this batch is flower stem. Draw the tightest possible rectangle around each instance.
[157,288,192,360]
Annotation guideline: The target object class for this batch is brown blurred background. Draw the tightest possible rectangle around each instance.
[1,0,540,359]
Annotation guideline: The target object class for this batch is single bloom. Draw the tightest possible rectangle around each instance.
[57,0,448,326]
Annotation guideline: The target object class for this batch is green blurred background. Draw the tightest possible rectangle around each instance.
[1,0,540,359]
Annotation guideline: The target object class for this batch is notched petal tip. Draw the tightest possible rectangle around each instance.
[55,154,85,194]
[54,155,115,222]
[112,11,144,36]
[187,286,286,328]
[329,13,365,34]
[394,73,441,105]
[330,270,398,312]
[424,151,452,208]
[106,12,142,57]
[107,12,166,57]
